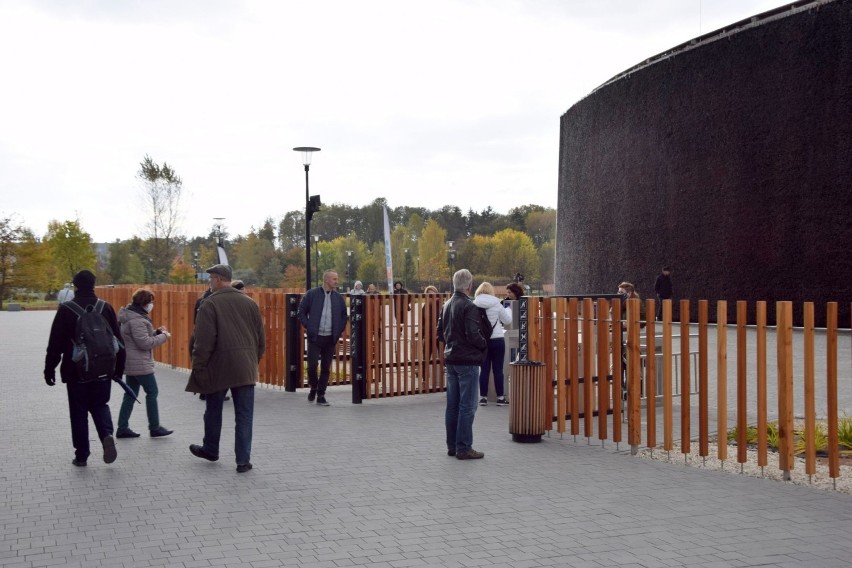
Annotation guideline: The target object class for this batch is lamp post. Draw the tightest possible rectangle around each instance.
[314,235,321,288]
[192,251,199,282]
[293,146,321,291]
[404,248,411,288]
[346,250,353,291]
[447,240,456,288]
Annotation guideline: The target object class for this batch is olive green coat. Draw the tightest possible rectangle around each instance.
[185,287,265,394]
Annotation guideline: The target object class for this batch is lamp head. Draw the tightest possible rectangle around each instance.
[293,146,321,166]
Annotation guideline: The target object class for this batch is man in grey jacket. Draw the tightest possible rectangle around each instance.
[186,264,265,473]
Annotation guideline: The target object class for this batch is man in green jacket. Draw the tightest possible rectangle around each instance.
[186,264,265,473]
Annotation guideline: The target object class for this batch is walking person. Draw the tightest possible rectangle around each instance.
[115,288,173,439]
[473,282,512,407]
[654,267,673,320]
[43,270,125,467]
[57,282,74,303]
[186,264,266,473]
[350,281,366,295]
[297,270,349,406]
[437,269,487,460]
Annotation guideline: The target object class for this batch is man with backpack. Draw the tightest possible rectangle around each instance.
[44,270,126,467]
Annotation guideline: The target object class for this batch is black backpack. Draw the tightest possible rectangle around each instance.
[63,300,121,382]
[478,307,497,341]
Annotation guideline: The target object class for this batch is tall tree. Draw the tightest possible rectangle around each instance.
[488,228,540,282]
[12,229,53,295]
[138,155,184,282]
[45,219,97,283]
[0,216,26,307]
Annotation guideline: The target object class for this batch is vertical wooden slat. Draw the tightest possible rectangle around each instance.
[542,297,555,433]
[756,302,767,466]
[826,303,840,479]
[803,302,816,476]
[717,301,728,462]
[611,298,623,442]
[582,298,594,438]
[568,298,580,437]
[555,299,567,434]
[737,301,748,466]
[596,299,609,442]
[776,301,794,475]
[627,298,641,447]
[680,299,691,454]
[698,300,708,458]
[663,299,673,452]
[645,300,656,449]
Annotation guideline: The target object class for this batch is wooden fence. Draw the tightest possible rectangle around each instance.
[524,296,847,483]
[97,285,848,482]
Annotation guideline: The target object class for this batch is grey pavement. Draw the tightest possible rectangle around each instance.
[2,310,852,568]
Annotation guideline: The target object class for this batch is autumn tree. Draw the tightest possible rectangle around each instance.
[418,219,449,285]
[45,219,97,284]
[488,228,540,282]
[0,216,29,306]
[138,155,184,282]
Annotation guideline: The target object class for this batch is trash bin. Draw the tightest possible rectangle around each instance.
[509,361,547,443]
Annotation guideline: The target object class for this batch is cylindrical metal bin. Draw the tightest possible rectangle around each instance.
[509,361,547,443]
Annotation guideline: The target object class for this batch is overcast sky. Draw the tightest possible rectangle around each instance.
[0,0,793,242]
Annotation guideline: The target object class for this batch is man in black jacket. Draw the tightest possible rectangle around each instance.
[437,268,487,460]
[44,270,125,467]
[654,267,673,321]
[297,270,348,406]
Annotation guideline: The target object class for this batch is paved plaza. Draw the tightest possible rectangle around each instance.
[2,310,852,568]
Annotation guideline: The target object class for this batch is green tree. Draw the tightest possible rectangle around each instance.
[419,219,449,284]
[488,228,540,282]
[45,219,97,284]
[169,257,196,284]
[0,216,29,306]
[13,230,53,294]
[526,208,557,247]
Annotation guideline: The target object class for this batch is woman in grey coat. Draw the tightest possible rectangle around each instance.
[116,288,173,438]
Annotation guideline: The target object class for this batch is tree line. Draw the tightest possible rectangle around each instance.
[0,157,556,305]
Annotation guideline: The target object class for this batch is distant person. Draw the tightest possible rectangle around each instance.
[420,285,443,379]
[297,270,349,406]
[116,288,173,439]
[437,269,487,460]
[654,267,673,320]
[57,282,74,303]
[505,282,524,301]
[187,264,265,473]
[618,281,645,323]
[350,281,366,295]
[393,280,411,328]
[473,282,512,407]
[231,279,246,292]
[43,270,125,467]
[367,283,379,294]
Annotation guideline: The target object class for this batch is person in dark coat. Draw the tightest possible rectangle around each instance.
[654,267,673,321]
[43,270,125,467]
[297,270,349,406]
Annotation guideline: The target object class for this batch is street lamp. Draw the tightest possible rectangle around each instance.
[192,251,199,282]
[346,250,353,291]
[404,248,411,288]
[314,235,321,289]
[447,240,456,288]
[293,146,321,291]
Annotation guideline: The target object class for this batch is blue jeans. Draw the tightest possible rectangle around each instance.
[117,374,160,432]
[445,364,480,453]
[202,384,254,465]
[479,337,506,398]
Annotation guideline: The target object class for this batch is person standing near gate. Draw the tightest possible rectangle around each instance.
[186,264,265,473]
[654,267,673,320]
[437,268,487,460]
[298,270,349,406]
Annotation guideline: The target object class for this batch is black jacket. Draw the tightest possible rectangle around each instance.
[654,274,673,299]
[297,286,349,342]
[437,291,487,365]
[44,290,126,383]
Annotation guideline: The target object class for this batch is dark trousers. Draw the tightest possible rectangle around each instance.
[307,335,335,395]
[479,337,506,398]
[66,380,113,462]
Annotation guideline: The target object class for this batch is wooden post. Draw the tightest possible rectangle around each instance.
[645,300,656,450]
[663,299,673,453]
[717,301,728,463]
[596,298,609,442]
[568,298,580,437]
[737,301,748,467]
[698,300,708,458]
[776,301,794,480]
[803,302,815,476]
[756,301,767,467]
[827,303,840,480]
[680,299,691,455]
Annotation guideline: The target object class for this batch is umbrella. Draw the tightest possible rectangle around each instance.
[113,377,140,404]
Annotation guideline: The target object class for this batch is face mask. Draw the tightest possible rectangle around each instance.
[144,303,154,313]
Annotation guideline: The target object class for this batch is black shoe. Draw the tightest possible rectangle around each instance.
[316,395,330,406]
[199,394,206,401]
[307,390,317,402]
[189,444,219,462]
[116,428,140,439]
[150,426,173,437]
[224,396,231,401]
[72,458,87,467]
[495,397,509,406]
[479,397,487,406]
[102,435,117,464]
[236,463,253,473]
[447,449,456,457]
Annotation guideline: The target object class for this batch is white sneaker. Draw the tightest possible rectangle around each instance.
[495,397,509,406]
[479,397,487,406]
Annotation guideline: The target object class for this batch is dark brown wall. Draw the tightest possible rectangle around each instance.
[556,0,852,326]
